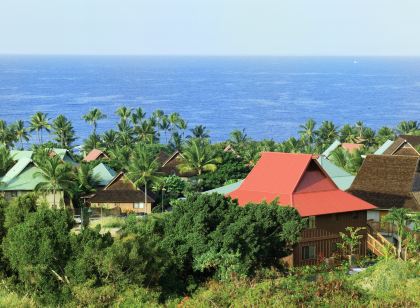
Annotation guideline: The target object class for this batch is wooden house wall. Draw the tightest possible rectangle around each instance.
[90,202,152,214]
[293,211,368,266]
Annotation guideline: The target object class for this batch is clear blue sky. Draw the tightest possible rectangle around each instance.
[1,0,419,56]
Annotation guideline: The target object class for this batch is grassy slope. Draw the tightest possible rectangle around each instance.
[1,259,418,307]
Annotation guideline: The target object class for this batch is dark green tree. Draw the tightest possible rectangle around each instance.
[52,115,76,148]
[2,208,74,303]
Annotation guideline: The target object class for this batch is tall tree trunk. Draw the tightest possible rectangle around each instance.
[53,188,56,209]
[144,182,147,212]
[20,137,23,150]
[398,227,403,259]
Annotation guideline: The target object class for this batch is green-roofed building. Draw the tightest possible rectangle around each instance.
[10,148,77,165]
[374,139,394,155]
[10,150,33,161]
[203,180,244,195]
[316,156,355,191]
[92,163,117,187]
[0,159,65,206]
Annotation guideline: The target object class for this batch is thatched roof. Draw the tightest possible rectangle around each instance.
[88,190,155,203]
[86,172,155,203]
[348,155,420,211]
[400,135,420,147]
[383,136,420,157]
[157,150,194,177]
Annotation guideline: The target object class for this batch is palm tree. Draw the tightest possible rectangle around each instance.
[52,115,76,148]
[355,121,364,139]
[12,120,30,150]
[168,112,181,131]
[82,108,106,135]
[152,109,164,121]
[0,120,16,148]
[131,107,146,126]
[298,119,317,145]
[75,163,99,196]
[169,131,183,151]
[135,120,157,144]
[189,125,210,139]
[241,144,261,167]
[107,146,131,171]
[117,119,135,147]
[329,147,364,175]
[376,126,395,144]
[29,112,51,144]
[382,208,412,259]
[83,133,103,153]
[178,138,221,176]
[339,124,357,143]
[317,121,339,146]
[34,156,75,208]
[396,121,419,135]
[230,129,249,146]
[158,115,171,144]
[360,127,376,147]
[176,118,188,138]
[279,137,303,153]
[102,129,119,149]
[329,148,348,170]
[116,106,132,122]
[0,146,14,175]
[127,146,162,206]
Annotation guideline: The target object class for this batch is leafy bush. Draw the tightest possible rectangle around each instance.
[2,207,74,304]
[352,259,420,305]
[161,193,305,290]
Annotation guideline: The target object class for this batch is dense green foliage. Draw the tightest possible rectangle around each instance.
[0,193,305,305]
[0,109,419,306]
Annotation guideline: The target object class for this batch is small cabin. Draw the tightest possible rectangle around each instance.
[86,172,155,215]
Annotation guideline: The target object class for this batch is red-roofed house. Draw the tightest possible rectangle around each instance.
[83,149,109,162]
[228,152,376,266]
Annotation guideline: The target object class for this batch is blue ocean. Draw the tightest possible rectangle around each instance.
[0,56,419,144]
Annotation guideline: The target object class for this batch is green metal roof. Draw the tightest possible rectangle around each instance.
[0,162,46,191]
[374,140,394,155]
[317,156,355,190]
[10,149,76,164]
[203,180,244,195]
[92,163,117,186]
[1,158,32,183]
[10,150,33,161]
[322,140,341,158]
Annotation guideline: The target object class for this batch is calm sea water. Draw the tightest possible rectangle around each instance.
[0,56,419,144]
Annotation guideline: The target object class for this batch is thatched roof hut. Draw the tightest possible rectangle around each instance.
[348,155,420,211]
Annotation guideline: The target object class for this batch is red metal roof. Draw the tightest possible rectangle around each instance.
[83,149,107,162]
[228,152,376,217]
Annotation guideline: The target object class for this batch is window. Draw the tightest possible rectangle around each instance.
[134,202,145,209]
[307,216,316,229]
[302,245,316,260]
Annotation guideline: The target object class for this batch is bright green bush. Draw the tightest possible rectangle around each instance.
[352,258,420,306]
[0,284,36,308]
